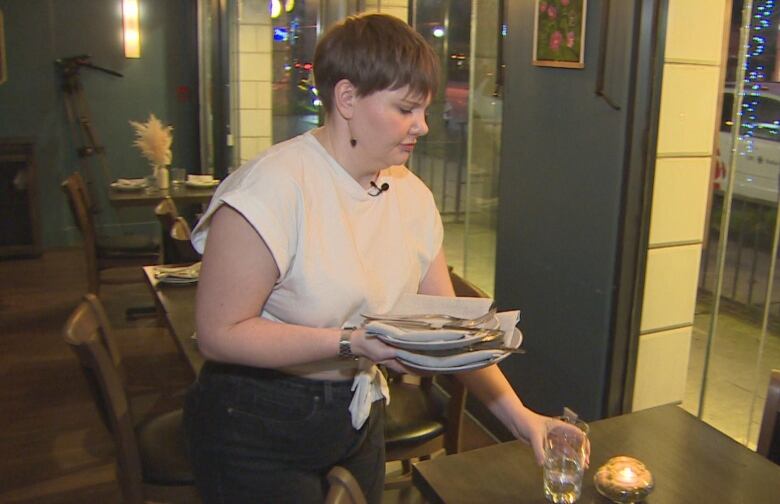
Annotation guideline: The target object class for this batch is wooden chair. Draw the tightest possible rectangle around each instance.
[324,466,368,504]
[61,172,159,295]
[758,369,780,465]
[383,269,487,487]
[154,197,201,264]
[63,296,196,503]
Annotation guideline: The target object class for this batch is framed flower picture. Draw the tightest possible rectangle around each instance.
[532,0,587,69]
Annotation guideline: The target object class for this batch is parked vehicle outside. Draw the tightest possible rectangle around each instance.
[714,84,780,204]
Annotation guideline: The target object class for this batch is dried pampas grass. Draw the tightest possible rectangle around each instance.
[130,113,173,167]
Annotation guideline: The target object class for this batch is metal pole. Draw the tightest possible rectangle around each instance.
[698,0,755,418]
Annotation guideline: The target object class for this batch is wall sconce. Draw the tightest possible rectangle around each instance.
[122,0,140,58]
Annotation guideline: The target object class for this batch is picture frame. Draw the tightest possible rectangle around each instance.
[0,10,6,85]
[532,0,587,69]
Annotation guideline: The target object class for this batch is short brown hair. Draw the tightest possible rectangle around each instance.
[313,13,439,113]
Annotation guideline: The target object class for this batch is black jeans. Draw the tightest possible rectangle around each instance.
[183,362,386,504]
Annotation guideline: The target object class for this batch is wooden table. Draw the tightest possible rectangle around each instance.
[142,265,204,375]
[109,185,216,207]
[412,404,780,503]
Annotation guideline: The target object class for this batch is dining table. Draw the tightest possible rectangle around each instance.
[412,403,780,503]
[109,184,217,208]
[142,265,203,375]
[141,266,780,504]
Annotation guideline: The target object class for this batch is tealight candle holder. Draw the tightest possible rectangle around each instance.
[593,456,654,503]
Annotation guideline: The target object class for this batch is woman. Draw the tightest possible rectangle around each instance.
[184,13,570,503]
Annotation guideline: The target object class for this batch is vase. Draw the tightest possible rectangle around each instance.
[154,165,170,190]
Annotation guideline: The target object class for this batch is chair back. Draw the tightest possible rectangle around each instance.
[63,296,145,503]
[171,216,201,263]
[384,269,482,486]
[155,198,201,264]
[324,466,367,504]
[758,369,780,464]
[62,173,100,293]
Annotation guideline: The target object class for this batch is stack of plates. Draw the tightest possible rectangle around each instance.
[110,178,147,191]
[153,262,201,285]
[364,311,523,373]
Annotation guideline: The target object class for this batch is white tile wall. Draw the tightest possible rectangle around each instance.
[239,81,260,109]
[238,53,271,82]
[633,0,727,412]
[641,244,702,333]
[236,3,272,162]
[632,326,693,410]
[240,0,267,24]
[648,157,712,246]
[240,109,271,137]
[664,0,727,64]
[382,6,408,20]
[656,64,721,156]
[363,0,408,20]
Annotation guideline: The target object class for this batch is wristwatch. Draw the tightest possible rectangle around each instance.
[339,327,358,360]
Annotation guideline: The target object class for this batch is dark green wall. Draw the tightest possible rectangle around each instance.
[489,0,661,423]
[0,0,199,247]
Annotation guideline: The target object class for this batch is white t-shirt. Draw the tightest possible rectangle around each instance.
[192,131,443,329]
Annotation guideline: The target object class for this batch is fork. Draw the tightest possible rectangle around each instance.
[362,305,497,329]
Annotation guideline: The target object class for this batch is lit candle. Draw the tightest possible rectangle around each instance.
[615,466,637,485]
[594,456,654,503]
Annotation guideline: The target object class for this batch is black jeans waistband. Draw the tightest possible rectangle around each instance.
[200,361,355,398]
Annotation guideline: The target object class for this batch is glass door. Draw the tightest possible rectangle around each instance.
[688,0,780,449]
[200,0,504,294]
[410,0,504,295]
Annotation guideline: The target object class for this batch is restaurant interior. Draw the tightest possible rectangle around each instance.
[1,0,779,502]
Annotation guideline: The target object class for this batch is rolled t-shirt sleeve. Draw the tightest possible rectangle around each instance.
[191,167,301,280]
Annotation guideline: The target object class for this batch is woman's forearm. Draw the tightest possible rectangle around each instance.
[196,315,342,367]
[457,365,538,440]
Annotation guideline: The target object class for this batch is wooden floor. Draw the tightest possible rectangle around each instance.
[0,248,496,503]
[0,248,194,503]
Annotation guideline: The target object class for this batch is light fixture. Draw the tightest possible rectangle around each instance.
[122,0,141,58]
[269,0,282,19]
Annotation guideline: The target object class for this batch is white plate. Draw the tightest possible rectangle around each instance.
[398,351,512,374]
[185,179,219,188]
[110,181,147,191]
[372,330,493,350]
[157,276,198,285]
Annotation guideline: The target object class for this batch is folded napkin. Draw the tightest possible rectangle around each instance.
[187,174,214,183]
[385,293,494,320]
[365,311,520,343]
[154,262,201,279]
[396,348,506,368]
[348,359,389,429]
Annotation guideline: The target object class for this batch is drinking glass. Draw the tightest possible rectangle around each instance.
[171,168,186,189]
[143,175,158,194]
[543,417,589,504]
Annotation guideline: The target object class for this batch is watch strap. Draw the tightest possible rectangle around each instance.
[339,327,358,360]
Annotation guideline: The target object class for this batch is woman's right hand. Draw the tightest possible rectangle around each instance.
[349,329,409,373]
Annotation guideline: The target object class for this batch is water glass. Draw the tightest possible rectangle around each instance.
[543,417,589,504]
[171,167,186,188]
[143,175,158,194]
